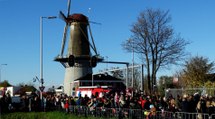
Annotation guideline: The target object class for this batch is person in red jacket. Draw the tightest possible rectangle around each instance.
[139,96,147,109]
[64,98,69,113]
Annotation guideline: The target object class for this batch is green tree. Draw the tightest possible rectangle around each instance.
[122,9,188,92]
[181,56,214,88]
[0,80,12,87]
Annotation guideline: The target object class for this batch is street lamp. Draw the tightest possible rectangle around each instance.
[40,16,57,90]
[0,64,7,83]
[40,16,57,111]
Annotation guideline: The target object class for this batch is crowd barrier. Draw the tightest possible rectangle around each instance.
[67,105,214,119]
[175,112,211,119]
[1,105,214,119]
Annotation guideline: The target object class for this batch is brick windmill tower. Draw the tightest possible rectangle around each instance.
[55,0,103,96]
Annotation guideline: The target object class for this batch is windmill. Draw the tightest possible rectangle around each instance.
[54,0,103,96]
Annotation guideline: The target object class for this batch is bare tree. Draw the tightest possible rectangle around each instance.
[122,9,189,92]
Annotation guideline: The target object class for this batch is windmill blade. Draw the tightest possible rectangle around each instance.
[35,76,39,80]
[89,21,102,25]
[88,24,98,55]
[33,78,35,82]
[67,0,71,17]
[59,11,67,22]
[60,24,69,56]
[78,25,97,55]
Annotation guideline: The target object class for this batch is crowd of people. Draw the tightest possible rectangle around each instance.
[0,89,215,118]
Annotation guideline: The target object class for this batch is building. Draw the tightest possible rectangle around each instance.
[73,73,126,97]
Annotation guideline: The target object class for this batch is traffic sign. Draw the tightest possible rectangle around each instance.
[39,86,45,91]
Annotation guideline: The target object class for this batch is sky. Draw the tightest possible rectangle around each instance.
[0,0,215,89]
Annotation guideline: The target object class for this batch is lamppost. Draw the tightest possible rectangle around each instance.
[40,16,57,91]
[0,64,7,83]
[40,16,57,111]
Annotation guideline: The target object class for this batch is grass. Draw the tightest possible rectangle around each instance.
[0,111,113,119]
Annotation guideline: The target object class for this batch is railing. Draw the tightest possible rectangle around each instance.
[67,105,214,119]
[175,112,209,119]
[1,104,214,119]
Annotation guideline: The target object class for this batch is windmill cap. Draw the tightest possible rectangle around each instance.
[68,14,88,23]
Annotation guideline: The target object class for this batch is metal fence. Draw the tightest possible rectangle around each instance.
[67,105,214,119]
[1,104,214,119]
[175,112,210,119]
